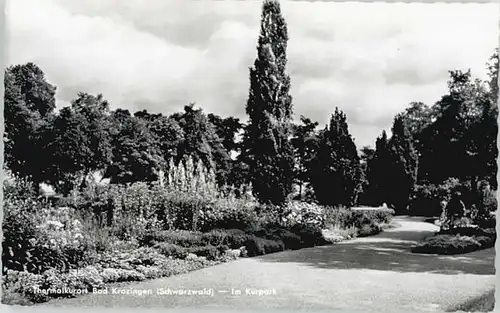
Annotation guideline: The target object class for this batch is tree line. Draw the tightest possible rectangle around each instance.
[4,0,498,215]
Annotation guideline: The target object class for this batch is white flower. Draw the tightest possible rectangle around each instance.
[47,220,64,229]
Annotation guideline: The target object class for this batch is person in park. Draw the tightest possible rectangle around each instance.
[444,191,466,231]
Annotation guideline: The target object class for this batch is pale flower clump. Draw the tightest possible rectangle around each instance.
[35,207,86,251]
[281,201,326,228]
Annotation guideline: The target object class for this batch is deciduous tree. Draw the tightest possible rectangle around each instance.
[49,93,113,194]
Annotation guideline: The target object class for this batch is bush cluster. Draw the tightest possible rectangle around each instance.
[3,181,94,275]
[279,201,325,228]
[409,178,497,220]
[142,226,323,258]
[324,206,393,235]
[411,227,496,255]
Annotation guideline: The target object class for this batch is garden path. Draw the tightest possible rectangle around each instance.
[44,215,495,311]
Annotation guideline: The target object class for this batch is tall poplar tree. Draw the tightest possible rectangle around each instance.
[241,0,295,205]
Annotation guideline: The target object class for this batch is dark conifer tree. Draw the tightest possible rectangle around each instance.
[310,108,361,207]
[365,131,391,206]
[241,0,295,205]
[386,115,419,213]
[291,116,319,200]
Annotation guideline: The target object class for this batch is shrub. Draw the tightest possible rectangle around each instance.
[201,226,306,252]
[55,181,163,244]
[2,270,48,303]
[323,224,358,242]
[109,183,163,240]
[3,173,38,201]
[201,229,230,246]
[409,178,496,219]
[186,245,221,261]
[357,223,382,237]
[101,268,146,282]
[439,227,495,238]
[3,181,95,275]
[153,242,188,259]
[243,236,285,257]
[151,186,259,233]
[197,195,260,232]
[409,179,466,217]
[252,227,303,250]
[280,201,325,228]
[142,230,204,247]
[477,214,496,229]
[218,229,253,249]
[412,234,487,255]
[160,191,210,231]
[134,265,163,279]
[156,157,258,232]
[289,223,328,247]
[325,208,381,230]
[324,206,353,229]
[262,239,286,254]
[271,228,303,250]
[255,204,287,226]
[366,208,395,224]
[475,236,495,248]
[351,211,374,229]
[475,181,497,214]
[408,183,442,217]
[2,289,34,306]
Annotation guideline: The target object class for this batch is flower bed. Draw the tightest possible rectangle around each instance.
[2,247,233,305]
[2,174,393,305]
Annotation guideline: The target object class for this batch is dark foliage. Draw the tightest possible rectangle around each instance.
[309,108,361,207]
[241,0,295,205]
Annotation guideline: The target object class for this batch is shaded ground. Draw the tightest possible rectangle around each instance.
[447,289,495,312]
[43,216,495,311]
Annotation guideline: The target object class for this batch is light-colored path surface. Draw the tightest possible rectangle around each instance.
[44,216,495,311]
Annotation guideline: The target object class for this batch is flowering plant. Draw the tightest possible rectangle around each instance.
[280,201,326,228]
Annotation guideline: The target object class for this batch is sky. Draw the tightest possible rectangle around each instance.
[5,0,499,148]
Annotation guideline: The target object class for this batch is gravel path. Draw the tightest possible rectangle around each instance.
[44,216,495,311]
